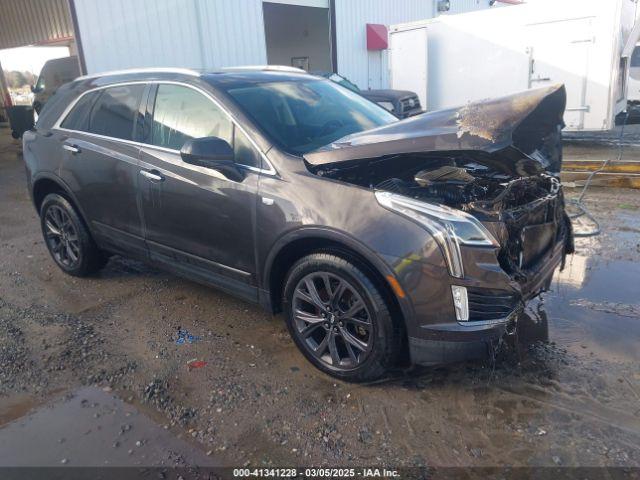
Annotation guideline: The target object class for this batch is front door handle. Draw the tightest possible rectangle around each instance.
[140,169,165,182]
[63,144,81,154]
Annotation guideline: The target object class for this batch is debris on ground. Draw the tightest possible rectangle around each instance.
[186,359,207,370]
[570,299,640,318]
[175,328,201,345]
[617,203,638,210]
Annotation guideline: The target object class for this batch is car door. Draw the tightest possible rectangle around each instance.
[56,83,147,258]
[138,83,263,301]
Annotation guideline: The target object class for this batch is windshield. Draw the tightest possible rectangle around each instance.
[34,74,45,92]
[222,79,397,155]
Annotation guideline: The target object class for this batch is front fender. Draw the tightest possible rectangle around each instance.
[261,226,417,328]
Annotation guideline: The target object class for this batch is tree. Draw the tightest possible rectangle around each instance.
[3,70,35,89]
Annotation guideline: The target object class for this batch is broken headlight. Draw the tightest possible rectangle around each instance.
[375,191,499,278]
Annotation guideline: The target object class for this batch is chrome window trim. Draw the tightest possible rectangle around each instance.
[52,80,278,176]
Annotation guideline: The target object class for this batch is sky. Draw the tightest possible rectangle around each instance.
[0,46,70,75]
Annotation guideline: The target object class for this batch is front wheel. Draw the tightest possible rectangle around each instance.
[283,253,402,382]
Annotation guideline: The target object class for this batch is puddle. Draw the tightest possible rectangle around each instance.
[540,255,640,362]
[0,387,218,467]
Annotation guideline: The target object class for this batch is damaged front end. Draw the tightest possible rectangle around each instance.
[305,85,574,298]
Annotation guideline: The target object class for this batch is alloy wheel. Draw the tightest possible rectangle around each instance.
[44,205,81,269]
[292,272,373,369]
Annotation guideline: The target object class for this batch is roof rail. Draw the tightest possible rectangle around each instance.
[76,67,201,81]
[220,65,306,73]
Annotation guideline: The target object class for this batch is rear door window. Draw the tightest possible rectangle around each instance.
[88,85,145,141]
[150,84,232,150]
[60,91,101,131]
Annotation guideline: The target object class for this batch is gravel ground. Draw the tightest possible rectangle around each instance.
[1,124,639,468]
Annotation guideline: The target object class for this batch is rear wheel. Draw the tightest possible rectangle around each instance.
[40,193,108,276]
[283,253,401,382]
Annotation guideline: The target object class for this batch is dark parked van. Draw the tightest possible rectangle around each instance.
[23,66,573,381]
[31,56,81,114]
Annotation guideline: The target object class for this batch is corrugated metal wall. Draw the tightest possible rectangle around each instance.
[73,0,268,74]
[334,0,492,90]
[72,0,491,81]
[0,0,74,50]
[334,0,434,90]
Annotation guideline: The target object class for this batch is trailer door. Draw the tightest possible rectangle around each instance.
[526,18,593,130]
[390,27,428,110]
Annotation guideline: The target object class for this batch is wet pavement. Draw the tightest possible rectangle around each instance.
[0,123,639,470]
[549,257,640,362]
[0,387,216,467]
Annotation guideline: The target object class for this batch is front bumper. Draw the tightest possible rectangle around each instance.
[405,237,566,366]
[409,336,500,366]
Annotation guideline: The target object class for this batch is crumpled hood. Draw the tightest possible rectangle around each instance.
[304,84,566,174]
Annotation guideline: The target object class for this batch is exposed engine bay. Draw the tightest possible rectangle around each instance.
[314,151,574,280]
[304,85,573,283]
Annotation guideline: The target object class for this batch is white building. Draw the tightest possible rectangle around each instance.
[71,0,492,90]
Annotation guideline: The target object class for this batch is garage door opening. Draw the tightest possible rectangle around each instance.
[1,45,74,106]
[0,0,78,125]
[263,1,333,72]
[0,44,77,130]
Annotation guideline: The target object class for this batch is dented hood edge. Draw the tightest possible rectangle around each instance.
[304,85,566,173]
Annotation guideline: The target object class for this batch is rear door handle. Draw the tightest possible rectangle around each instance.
[140,169,165,182]
[63,144,81,154]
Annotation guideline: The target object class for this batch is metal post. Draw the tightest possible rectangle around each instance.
[68,0,88,75]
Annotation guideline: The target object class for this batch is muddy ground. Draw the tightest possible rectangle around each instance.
[1,123,639,469]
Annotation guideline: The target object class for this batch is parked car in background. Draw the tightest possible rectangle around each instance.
[31,56,80,114]
[627,45,640,120]
[313,71,423,119]
[24,67,572,382]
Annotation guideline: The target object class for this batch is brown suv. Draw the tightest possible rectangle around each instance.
[23,66,572,381]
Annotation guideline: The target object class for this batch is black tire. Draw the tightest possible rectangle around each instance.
[283,253,402,382]
[40,193,108,276]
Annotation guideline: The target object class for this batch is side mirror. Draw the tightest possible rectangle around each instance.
[30,85,36,93]
[180,137,243,181]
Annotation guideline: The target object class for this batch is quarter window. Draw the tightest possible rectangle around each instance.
[88,85,145,141]
[60,91,101,131]
[151,84,232,151]
[234,127,262,169]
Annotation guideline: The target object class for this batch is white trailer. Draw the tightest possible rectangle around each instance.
[389,0,640,131]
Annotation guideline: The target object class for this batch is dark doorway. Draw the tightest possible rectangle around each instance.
[263,2,332,72]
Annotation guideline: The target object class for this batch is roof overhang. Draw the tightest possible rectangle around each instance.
[0,0,74,50]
